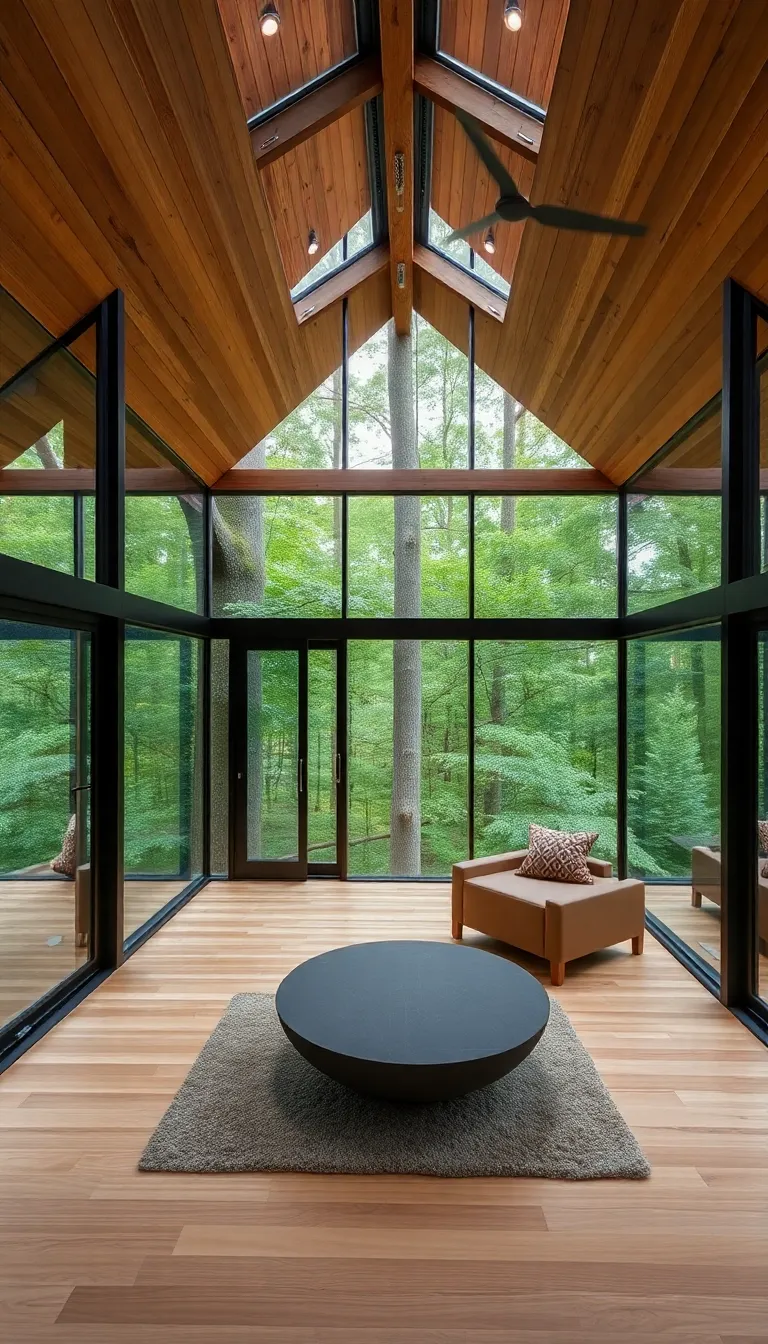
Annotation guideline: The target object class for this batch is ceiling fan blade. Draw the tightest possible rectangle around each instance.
[530,204,647,237]
[444,212,502,246]
[454,110,519,199]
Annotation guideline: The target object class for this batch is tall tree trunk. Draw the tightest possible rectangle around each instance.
[484,393,520,819]
[389,320,421,875]
[209,442,265,870]
[332,365,342,567]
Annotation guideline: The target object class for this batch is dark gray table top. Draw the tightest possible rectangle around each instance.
[275,940,550,1068]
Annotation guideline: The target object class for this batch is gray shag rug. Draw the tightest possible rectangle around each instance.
[139,993,649,1180]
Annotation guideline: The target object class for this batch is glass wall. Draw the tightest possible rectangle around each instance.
[0,619,91,1030]
[348,495,469,617]
[125,412,205,613]
[474,368,590,468]
[757,631,768,1004]
[628,629,721,977]
[213,495,342,617]
[0,287,96,577]
[474,641,618,866]
[475,496,617,617]
[626,402,722,613]
[123,630,203,942]
[348,640,468,876]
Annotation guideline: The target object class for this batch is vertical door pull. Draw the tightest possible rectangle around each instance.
[298,758,304,793]
[335,752,341,785]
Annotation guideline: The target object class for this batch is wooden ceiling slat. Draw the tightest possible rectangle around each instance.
[218,0,357,121]
[440,0,570,112]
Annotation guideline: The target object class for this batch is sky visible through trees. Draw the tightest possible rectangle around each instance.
[0,316,724,884]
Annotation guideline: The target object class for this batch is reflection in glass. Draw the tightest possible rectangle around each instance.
[0,621,91,1030]
[308,647,337,864]
[348,641,468,876]
[0,310,95,575]
[628,631,721,979]
[247,649,300,862]
[474,641,617,866]
[124,631,203,941]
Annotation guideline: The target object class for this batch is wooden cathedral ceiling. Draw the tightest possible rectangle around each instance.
[1,0,767,485]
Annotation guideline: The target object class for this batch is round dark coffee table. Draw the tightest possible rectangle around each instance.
[275,940,550,1102]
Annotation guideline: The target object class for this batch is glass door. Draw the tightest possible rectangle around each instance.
[230,644,308,878]
[308,642,346,877]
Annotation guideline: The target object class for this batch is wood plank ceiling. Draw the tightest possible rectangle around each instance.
[218,0,369,294]
[1,0,767,485]
[426,0,768,481]
[0,0,388,484]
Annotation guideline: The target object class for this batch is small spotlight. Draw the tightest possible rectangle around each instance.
[483,227,496,255]
[307,229,319,256]
[503,1,523,32]
[259,3,280,37]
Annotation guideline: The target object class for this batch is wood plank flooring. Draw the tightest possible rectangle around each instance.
[1,879,767,1342]
[0,880,195,1029]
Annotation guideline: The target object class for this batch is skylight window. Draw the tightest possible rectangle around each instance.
[428,210,511,301]
[291,211,374,302]
[438,0,569,115]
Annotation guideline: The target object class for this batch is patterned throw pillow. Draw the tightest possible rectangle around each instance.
[518,822,599,885]
[51,814,77,878]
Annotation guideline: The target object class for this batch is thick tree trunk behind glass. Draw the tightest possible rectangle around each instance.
[210,442,265,870]
[388,321,421,875]
[484,394,519,819]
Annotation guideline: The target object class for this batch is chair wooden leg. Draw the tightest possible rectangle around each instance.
[691,889,702,909]
[632,932,644,955]
[550,961,565,986]
[451,920,463,940]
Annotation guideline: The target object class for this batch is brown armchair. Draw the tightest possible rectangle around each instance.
[452,849,646,985]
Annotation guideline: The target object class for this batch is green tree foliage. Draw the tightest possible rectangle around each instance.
[0,320,722,884]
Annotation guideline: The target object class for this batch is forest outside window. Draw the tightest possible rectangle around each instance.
[213,495,342,617]
[124,412,205,614]
[474,641,618,867]
[347,496,469,618]
[628,629,721,979]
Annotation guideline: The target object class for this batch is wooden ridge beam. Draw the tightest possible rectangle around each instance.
[293,245,389,326]
[414,244,507,323]
[379,0,413,335]
[414,56,541,166]
[212,468,615,494]
[250,56,383,169]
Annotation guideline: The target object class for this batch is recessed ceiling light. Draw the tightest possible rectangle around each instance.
[259,3,280,37]
[483,227,496,255]
[307,229,319,256]
[504,1,523,32]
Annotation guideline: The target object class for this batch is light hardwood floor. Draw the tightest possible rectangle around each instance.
[0,880,196,1029]
[1,879,767,1342]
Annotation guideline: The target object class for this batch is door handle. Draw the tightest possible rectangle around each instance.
[335,752,341,785]
[298,758,304,793]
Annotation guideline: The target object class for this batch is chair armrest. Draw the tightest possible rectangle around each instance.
[587,857,613,878]
[452,851,528,923]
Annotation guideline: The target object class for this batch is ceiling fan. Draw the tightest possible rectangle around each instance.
[445,110,647,245]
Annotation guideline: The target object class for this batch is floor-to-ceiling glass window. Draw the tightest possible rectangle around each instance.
[628,628,722,978]
[123,629,203,943]
[0,619,92,1031]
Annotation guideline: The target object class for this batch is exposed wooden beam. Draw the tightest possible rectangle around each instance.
[379,0,413,336]
[414,56,542,166]
[250,57,383,169]
[0,468,193,494]
[414,244,507,323]
[293,245,389,326]
[213,468,615,494]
